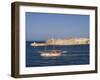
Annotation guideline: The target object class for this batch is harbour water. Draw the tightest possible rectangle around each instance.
[26,41,89,67]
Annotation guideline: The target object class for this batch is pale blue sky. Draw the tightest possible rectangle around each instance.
[26,12,89,41]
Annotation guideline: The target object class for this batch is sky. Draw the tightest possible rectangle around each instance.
[26,12,89,41]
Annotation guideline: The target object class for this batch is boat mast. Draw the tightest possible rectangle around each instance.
[52,38,55,50]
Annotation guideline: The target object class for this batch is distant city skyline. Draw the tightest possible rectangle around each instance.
[26,12,89,41]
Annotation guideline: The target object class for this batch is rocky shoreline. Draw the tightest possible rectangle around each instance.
[30,38,89,46]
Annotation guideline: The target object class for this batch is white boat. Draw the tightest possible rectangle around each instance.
[32,38,67,58]
[39,50,62,57]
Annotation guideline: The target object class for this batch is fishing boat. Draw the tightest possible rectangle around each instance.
[31,38,67,58]
[39,38,67,58]
[39,50,62,57]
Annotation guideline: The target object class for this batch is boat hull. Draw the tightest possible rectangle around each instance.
[40,52,62,57]
[39,50,62,58]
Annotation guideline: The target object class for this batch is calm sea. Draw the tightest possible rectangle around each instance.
[26,41,89,67]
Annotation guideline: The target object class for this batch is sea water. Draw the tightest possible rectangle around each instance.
[26,41,89,67]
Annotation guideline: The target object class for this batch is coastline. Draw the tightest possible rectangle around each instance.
[30,38,89,46]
